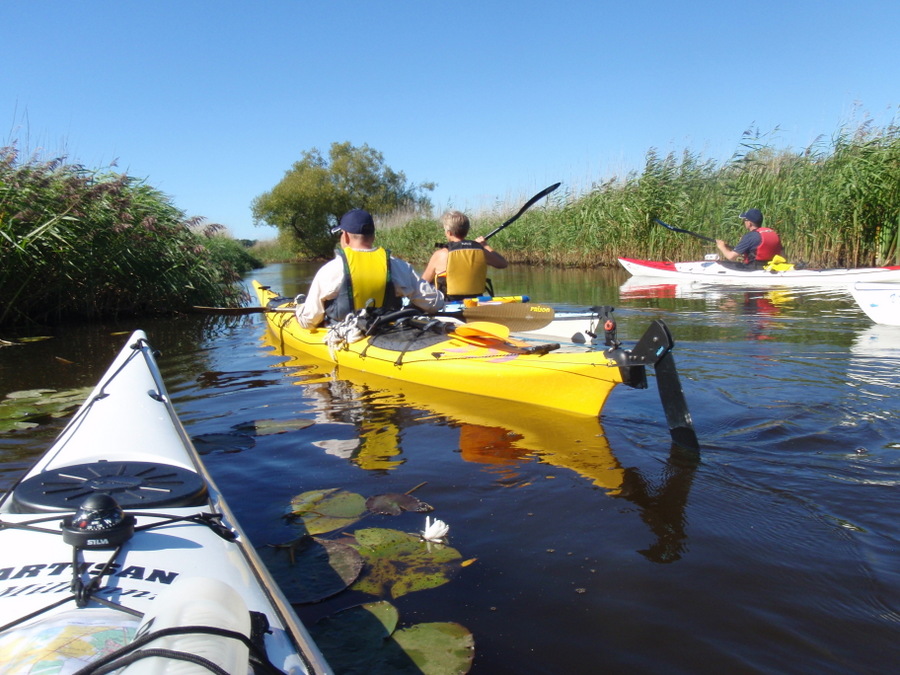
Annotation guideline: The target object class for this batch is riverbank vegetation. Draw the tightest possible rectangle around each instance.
[0,145,261,328]
[377,120,900,269]
[4,117,898,327]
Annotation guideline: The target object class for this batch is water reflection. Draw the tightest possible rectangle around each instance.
[848,324,900,392]
[260,331,700,563]
[618,279,796,341]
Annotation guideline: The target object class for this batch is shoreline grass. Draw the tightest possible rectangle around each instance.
[378,119,900,270]
[0,145,261,327]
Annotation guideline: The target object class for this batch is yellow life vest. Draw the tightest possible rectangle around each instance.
[763,254,795,272]
[326,247,398,321]
[444,241,488,298]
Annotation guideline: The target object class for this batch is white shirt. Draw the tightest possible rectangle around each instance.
[297,248,445,328]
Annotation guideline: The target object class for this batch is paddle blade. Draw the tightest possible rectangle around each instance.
[460,303,555,332]
[452,321,511,340]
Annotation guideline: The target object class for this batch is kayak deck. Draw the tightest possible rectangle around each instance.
[0,331,329,674]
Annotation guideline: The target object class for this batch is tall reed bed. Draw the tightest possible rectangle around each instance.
[380,120,900,269]
[0,146,256,327]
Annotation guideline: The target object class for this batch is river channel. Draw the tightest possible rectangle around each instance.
[1,262,898,674]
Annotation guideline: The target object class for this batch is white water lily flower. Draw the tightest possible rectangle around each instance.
[420,516,449,542]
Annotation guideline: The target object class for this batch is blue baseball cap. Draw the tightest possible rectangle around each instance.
[332,209,375,235]
[739,208,763,225]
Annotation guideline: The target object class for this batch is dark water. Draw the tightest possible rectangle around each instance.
[2,264,899,674]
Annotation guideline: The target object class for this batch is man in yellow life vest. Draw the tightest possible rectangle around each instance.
[297,209,445,328]
[422,210,509,300]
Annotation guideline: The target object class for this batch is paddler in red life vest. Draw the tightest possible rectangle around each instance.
[422,210,509,300]
[296,209,445,328]
[715,208,784,269]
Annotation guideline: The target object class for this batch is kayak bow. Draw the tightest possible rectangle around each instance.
[0,331,331,674]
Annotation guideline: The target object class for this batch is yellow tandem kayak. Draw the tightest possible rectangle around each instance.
[253,280,698,449]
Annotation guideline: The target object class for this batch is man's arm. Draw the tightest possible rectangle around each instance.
[715,239,741,261]
[474,236,508,269]
[297,259,343,328]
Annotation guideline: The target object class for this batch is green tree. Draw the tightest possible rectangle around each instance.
[251,142,434,258]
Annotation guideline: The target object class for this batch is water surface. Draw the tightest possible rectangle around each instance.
[1,263,898,674]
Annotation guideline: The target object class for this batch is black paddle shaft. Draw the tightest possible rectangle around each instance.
[654,218,717,244]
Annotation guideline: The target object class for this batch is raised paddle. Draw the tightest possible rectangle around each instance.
[654,218,717,244]
[433,182,561,248]
[192,302,556,332]
[483,182,561,241]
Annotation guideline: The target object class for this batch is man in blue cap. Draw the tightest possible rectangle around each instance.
[715,208,783,268]
[296,208,444,328]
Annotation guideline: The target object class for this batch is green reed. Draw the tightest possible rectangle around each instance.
[380,120,900,270]
[0,146,254,327]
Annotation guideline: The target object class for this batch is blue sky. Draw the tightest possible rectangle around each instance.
[4,1,898,240]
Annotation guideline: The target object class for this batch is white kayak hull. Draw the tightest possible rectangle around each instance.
[619,257,900,286]
[849,282,900,326]
[513,312,602,344]
[0,331,330,674]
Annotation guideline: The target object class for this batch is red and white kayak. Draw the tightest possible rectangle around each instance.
[849,282,900,326]
[619,257,900,286]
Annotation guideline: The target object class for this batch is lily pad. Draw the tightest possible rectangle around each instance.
[350,528,462,599]
[0,387,91,434]
[310,602,473,675]
[258,536,364,604]
[191,432,255,455]
[390,622,475,674]
[287,488,367,535]
[365,493,433,516]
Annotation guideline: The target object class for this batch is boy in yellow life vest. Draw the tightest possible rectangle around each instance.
[422,210,509,300]
[297,209,445,328]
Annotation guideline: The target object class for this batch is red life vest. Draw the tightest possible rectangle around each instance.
[755,228,783,262]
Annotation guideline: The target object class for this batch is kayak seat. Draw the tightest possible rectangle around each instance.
[11,460,209,514]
